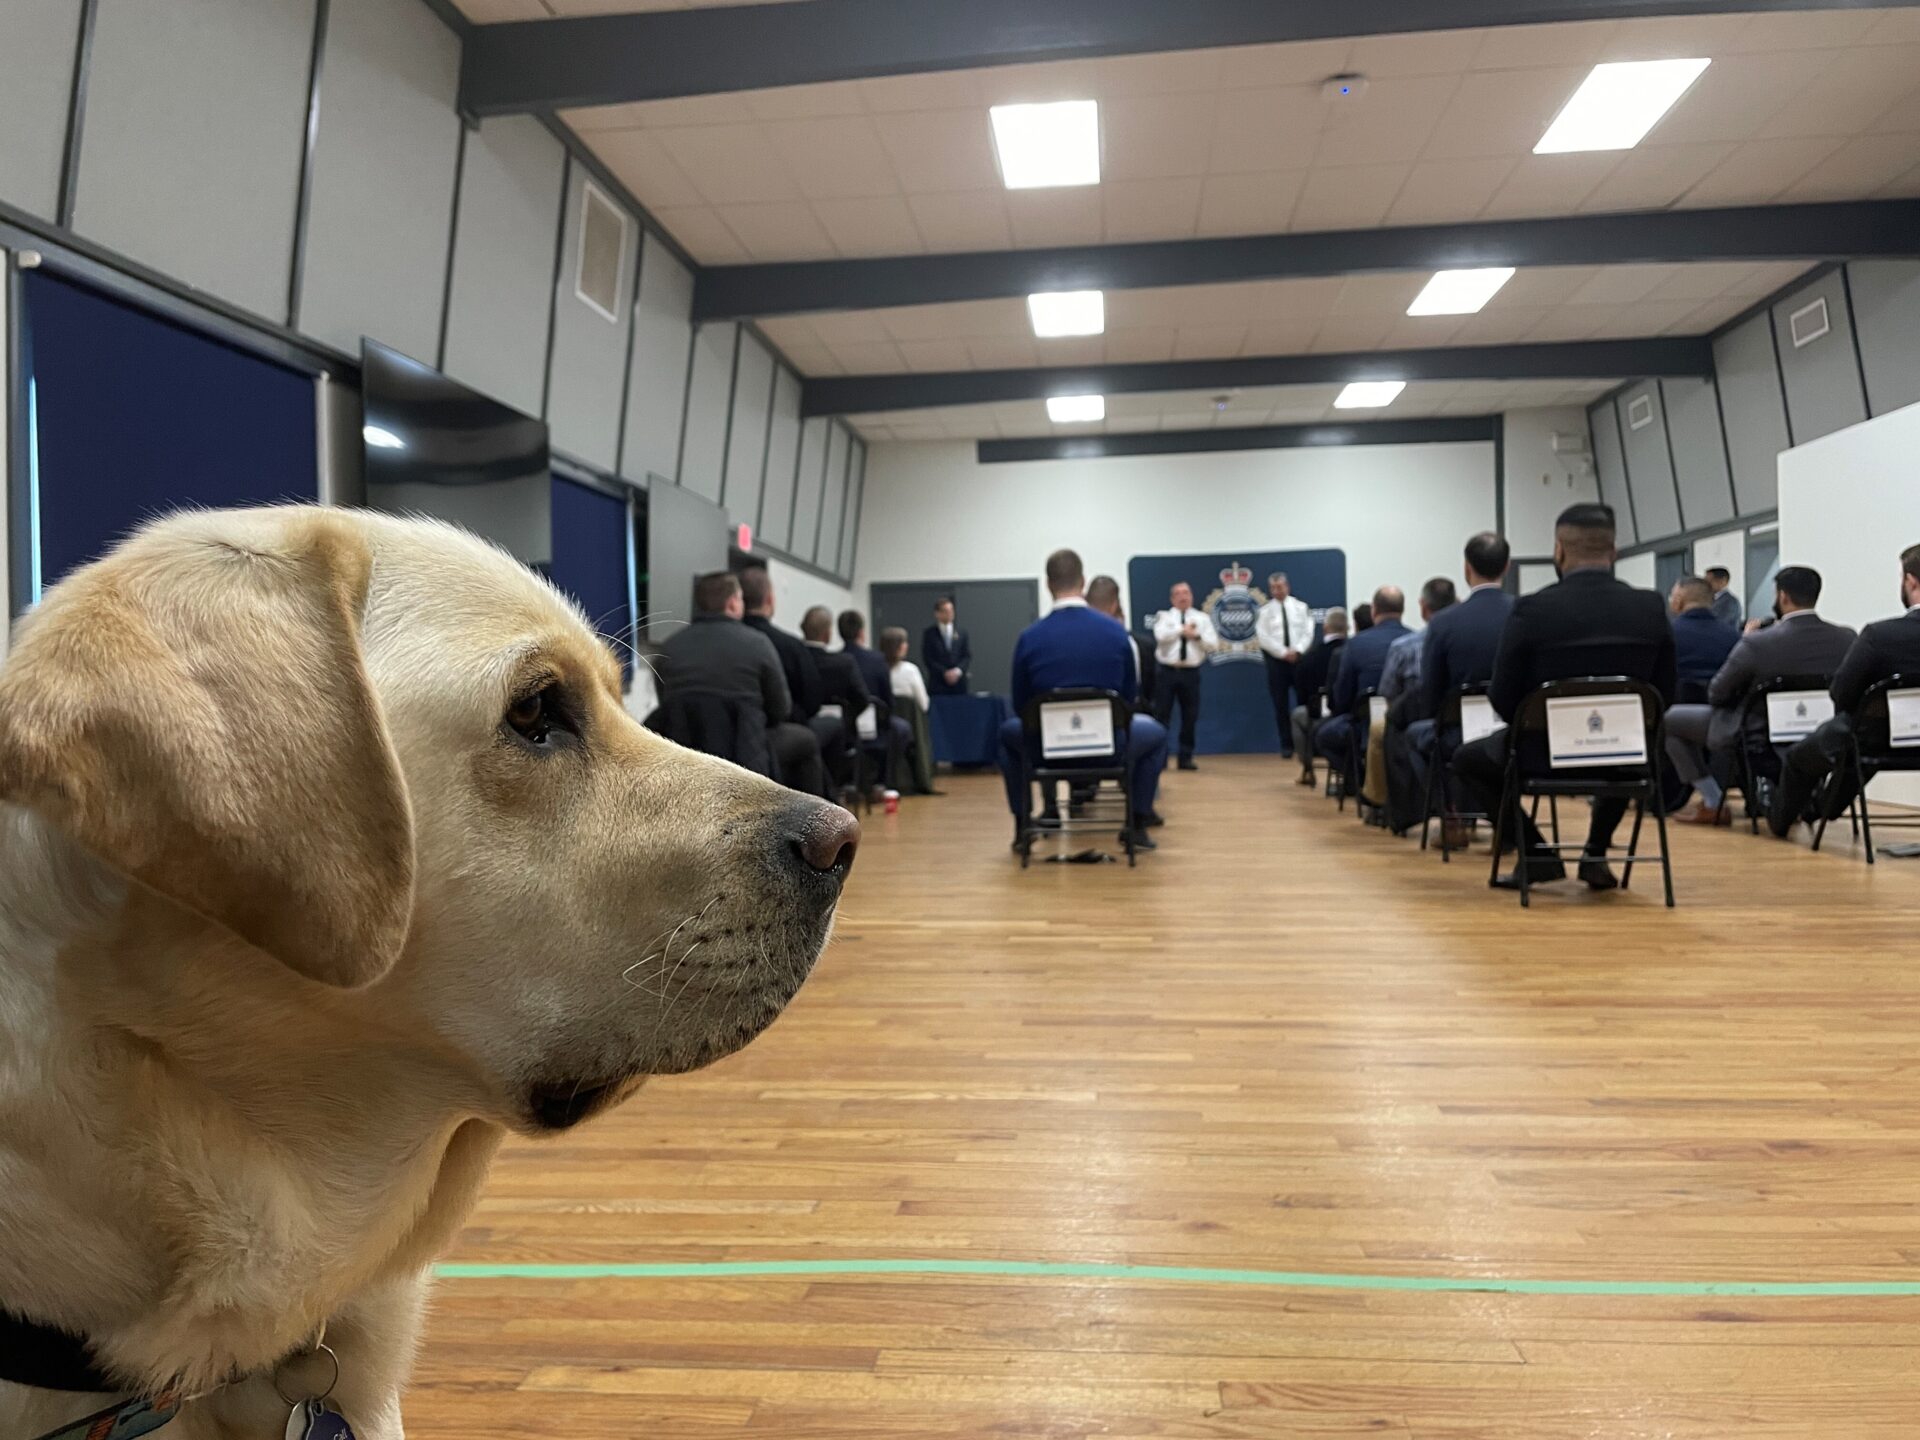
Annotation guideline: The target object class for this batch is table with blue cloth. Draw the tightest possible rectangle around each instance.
[930,693,1012,766]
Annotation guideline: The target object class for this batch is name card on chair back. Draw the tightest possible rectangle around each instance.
[1766,690,1834,743]
[1368,695,1389,727]
[1460,695,1502,745]
[1890,688,1920,748]
[1040,699,1116,759]
[1545,693,1648,768]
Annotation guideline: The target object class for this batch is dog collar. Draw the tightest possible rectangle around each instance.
[0,1308,182,1440]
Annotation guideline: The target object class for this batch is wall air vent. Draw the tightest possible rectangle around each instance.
[576,182,628,324]
[1788,295,1830,349]
[1626,393,1654,430]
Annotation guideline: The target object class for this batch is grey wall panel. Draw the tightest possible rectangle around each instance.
[758,367,803,550]
[791,416,829,561]
[1848,260,1920,418]
[837,439,865,581]
[722,331,775,524]
[816,423,849,570]
[441,116,566,418]
[621,232,693,483]
[1661,377,1735,532]
[1713,312,1791,517]
[1588,397,1637,546]
[547,169,633,471]
[1771,269,1868,446]
[678,321,737,503]
[76,0,315,319]
[0,0,81,220]
[298,0,461,361]
[1617,381,1681,542]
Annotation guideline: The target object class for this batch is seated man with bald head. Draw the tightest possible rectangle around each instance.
[1313,584,1409,782]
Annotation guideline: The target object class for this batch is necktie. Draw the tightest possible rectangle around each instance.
[1179,612,1189,663]
[1282,603,1291,648]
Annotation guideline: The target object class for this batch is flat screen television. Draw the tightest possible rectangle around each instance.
[359,340,553,567]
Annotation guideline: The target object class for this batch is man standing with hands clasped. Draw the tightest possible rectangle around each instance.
[922,596,971,695]
[1256,571,1314,759]
[1154,581,1217,771]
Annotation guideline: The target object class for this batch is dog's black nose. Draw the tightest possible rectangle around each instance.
[789,802,860,877]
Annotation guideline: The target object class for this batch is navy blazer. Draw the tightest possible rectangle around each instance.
[1010,603,1137,714]
[846,642,892,710]
[1672,607,1740,691]
[1330,616,1409,714]
[922,624,972,693]
[1420,585,1515,720]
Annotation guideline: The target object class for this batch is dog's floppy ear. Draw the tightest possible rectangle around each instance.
[0,507,413,988]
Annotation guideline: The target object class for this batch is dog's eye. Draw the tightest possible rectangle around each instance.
[504,686,558,746]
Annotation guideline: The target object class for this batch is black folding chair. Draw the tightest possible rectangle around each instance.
[1015,688,1136,869]
[1812,676,1920,864]
[1489,677,1675,908]
[1331,689,1381,817]
[1420,683,1494,862]
[1729,674,1842,836]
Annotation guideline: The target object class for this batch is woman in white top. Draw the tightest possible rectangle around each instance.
[881,626,937,793]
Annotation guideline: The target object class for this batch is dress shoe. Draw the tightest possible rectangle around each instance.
[1578,858,1620,891]
[1141,809,1165,828]
[1177,757,1199,771]
[1442,820,1474,850]
[1297,770,1317,788]
[1120,827,1157,851]
[1674,802,1728,827]
[1491,858,1568,889]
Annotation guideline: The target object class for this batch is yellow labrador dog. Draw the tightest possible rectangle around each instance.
[0,506,857,1439]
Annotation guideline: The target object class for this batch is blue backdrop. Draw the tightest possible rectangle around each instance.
[549,475,635,677]
[19,269,317,607]
[1128,548,1347,754]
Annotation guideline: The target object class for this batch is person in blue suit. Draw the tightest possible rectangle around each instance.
[1315,584,1410,778]
[998,548,1168,853]
[1669,575,1739,699]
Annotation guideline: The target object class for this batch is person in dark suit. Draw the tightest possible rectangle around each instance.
[998,550,1169,852]
[1669,574,1740,699]
[1450,503,1677,890]
[838,609,912,796]
[1665,565,1855,825]
[1706,566,1743,630]
[1403,532,1515,842]
[1289,608,1348,784]
[1314,585,1409,780]
[740,566,823,726]
[1086,575,1156,719]
[1768,544,1920,836]
[801,604,872,790]
[922,597,972,695]
[658,572,823,795]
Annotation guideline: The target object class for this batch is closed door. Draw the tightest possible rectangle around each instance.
[872,579,1038,697]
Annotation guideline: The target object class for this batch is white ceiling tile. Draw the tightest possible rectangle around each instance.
[1569,265,1681,305]
[1728,9,1883,53]
[1645,261,1763,302]
[715,201,837,259]
[591,129,706,209]
[1386,156,1516,223]
[1499,265,1601,306]
[812,197,925,257]
[454,0,551,21]
[1331,271,1428,316]
[653,205,747,263]
[1172,324,1249,359]
[1576,142,1734,213]
[1004,187,1105,247]
[1777,132,1920,202]
[1214,40,1355,89]
[1758,47,1920,140]
[657,124,800,205]
[878,301,1005,341]
[874,109,1001,194]
[1246,275,1345,319]
[1104,414,1165,433]
[1870,84,1920,134]
[1597,13,1753,63]
[1094,48,1229,98]
[1209,87,1328,173]
[577,92,759,130]
[1863,9,1920,45]
[742,81,868,122]
[973,58,1106,107]
[778,343,841,377]
[1242,318,1321,354]
[1289,164,1412,230]
[1102,178,1203,241]
[1677,136,1845,207]
[1102,328,1177,363]
[829,340,908,374]
[1347,28,1485,77]
[1037,336,1106,367]
[1522,306,1608,341]
[808,310,894,345]
[1101,92,1217,179]
[1421,66,1589,160]
[1446,305,1551,344]
[753,315,817,350]
[967,335,1042,369]
[1583,298,1708,337]
[1652,52,1819,146]
[1470,19,1619,71]
[767,116,901,199]
[1316,75,1461,166]
[1880,159,1920,197]
[1307,312,1397,352]
[1194,171,1303,237]
[1478,153,1617,219]
[1382,314,1465,348]
[857,70,985,114]
[905,192,1013,252]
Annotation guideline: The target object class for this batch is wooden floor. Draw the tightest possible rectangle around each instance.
[415,757,1920,1438]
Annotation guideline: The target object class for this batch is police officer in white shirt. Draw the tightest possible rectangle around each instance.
[1255,571,1314,759]
[1153,581,1218,770]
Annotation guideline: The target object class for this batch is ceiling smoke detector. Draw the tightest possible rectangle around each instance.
[1213,394,1233,411]
[1321,74,1369,103]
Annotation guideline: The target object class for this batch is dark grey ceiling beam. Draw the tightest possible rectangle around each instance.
[462,0,1920,115]
[803,338,1712,416]
[698,201,1920,320]
[979,416,1500,463]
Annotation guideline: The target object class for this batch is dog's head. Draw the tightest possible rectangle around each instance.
[0,506,855,1133]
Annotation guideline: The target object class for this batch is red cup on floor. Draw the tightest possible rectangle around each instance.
[883,790,900,815]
